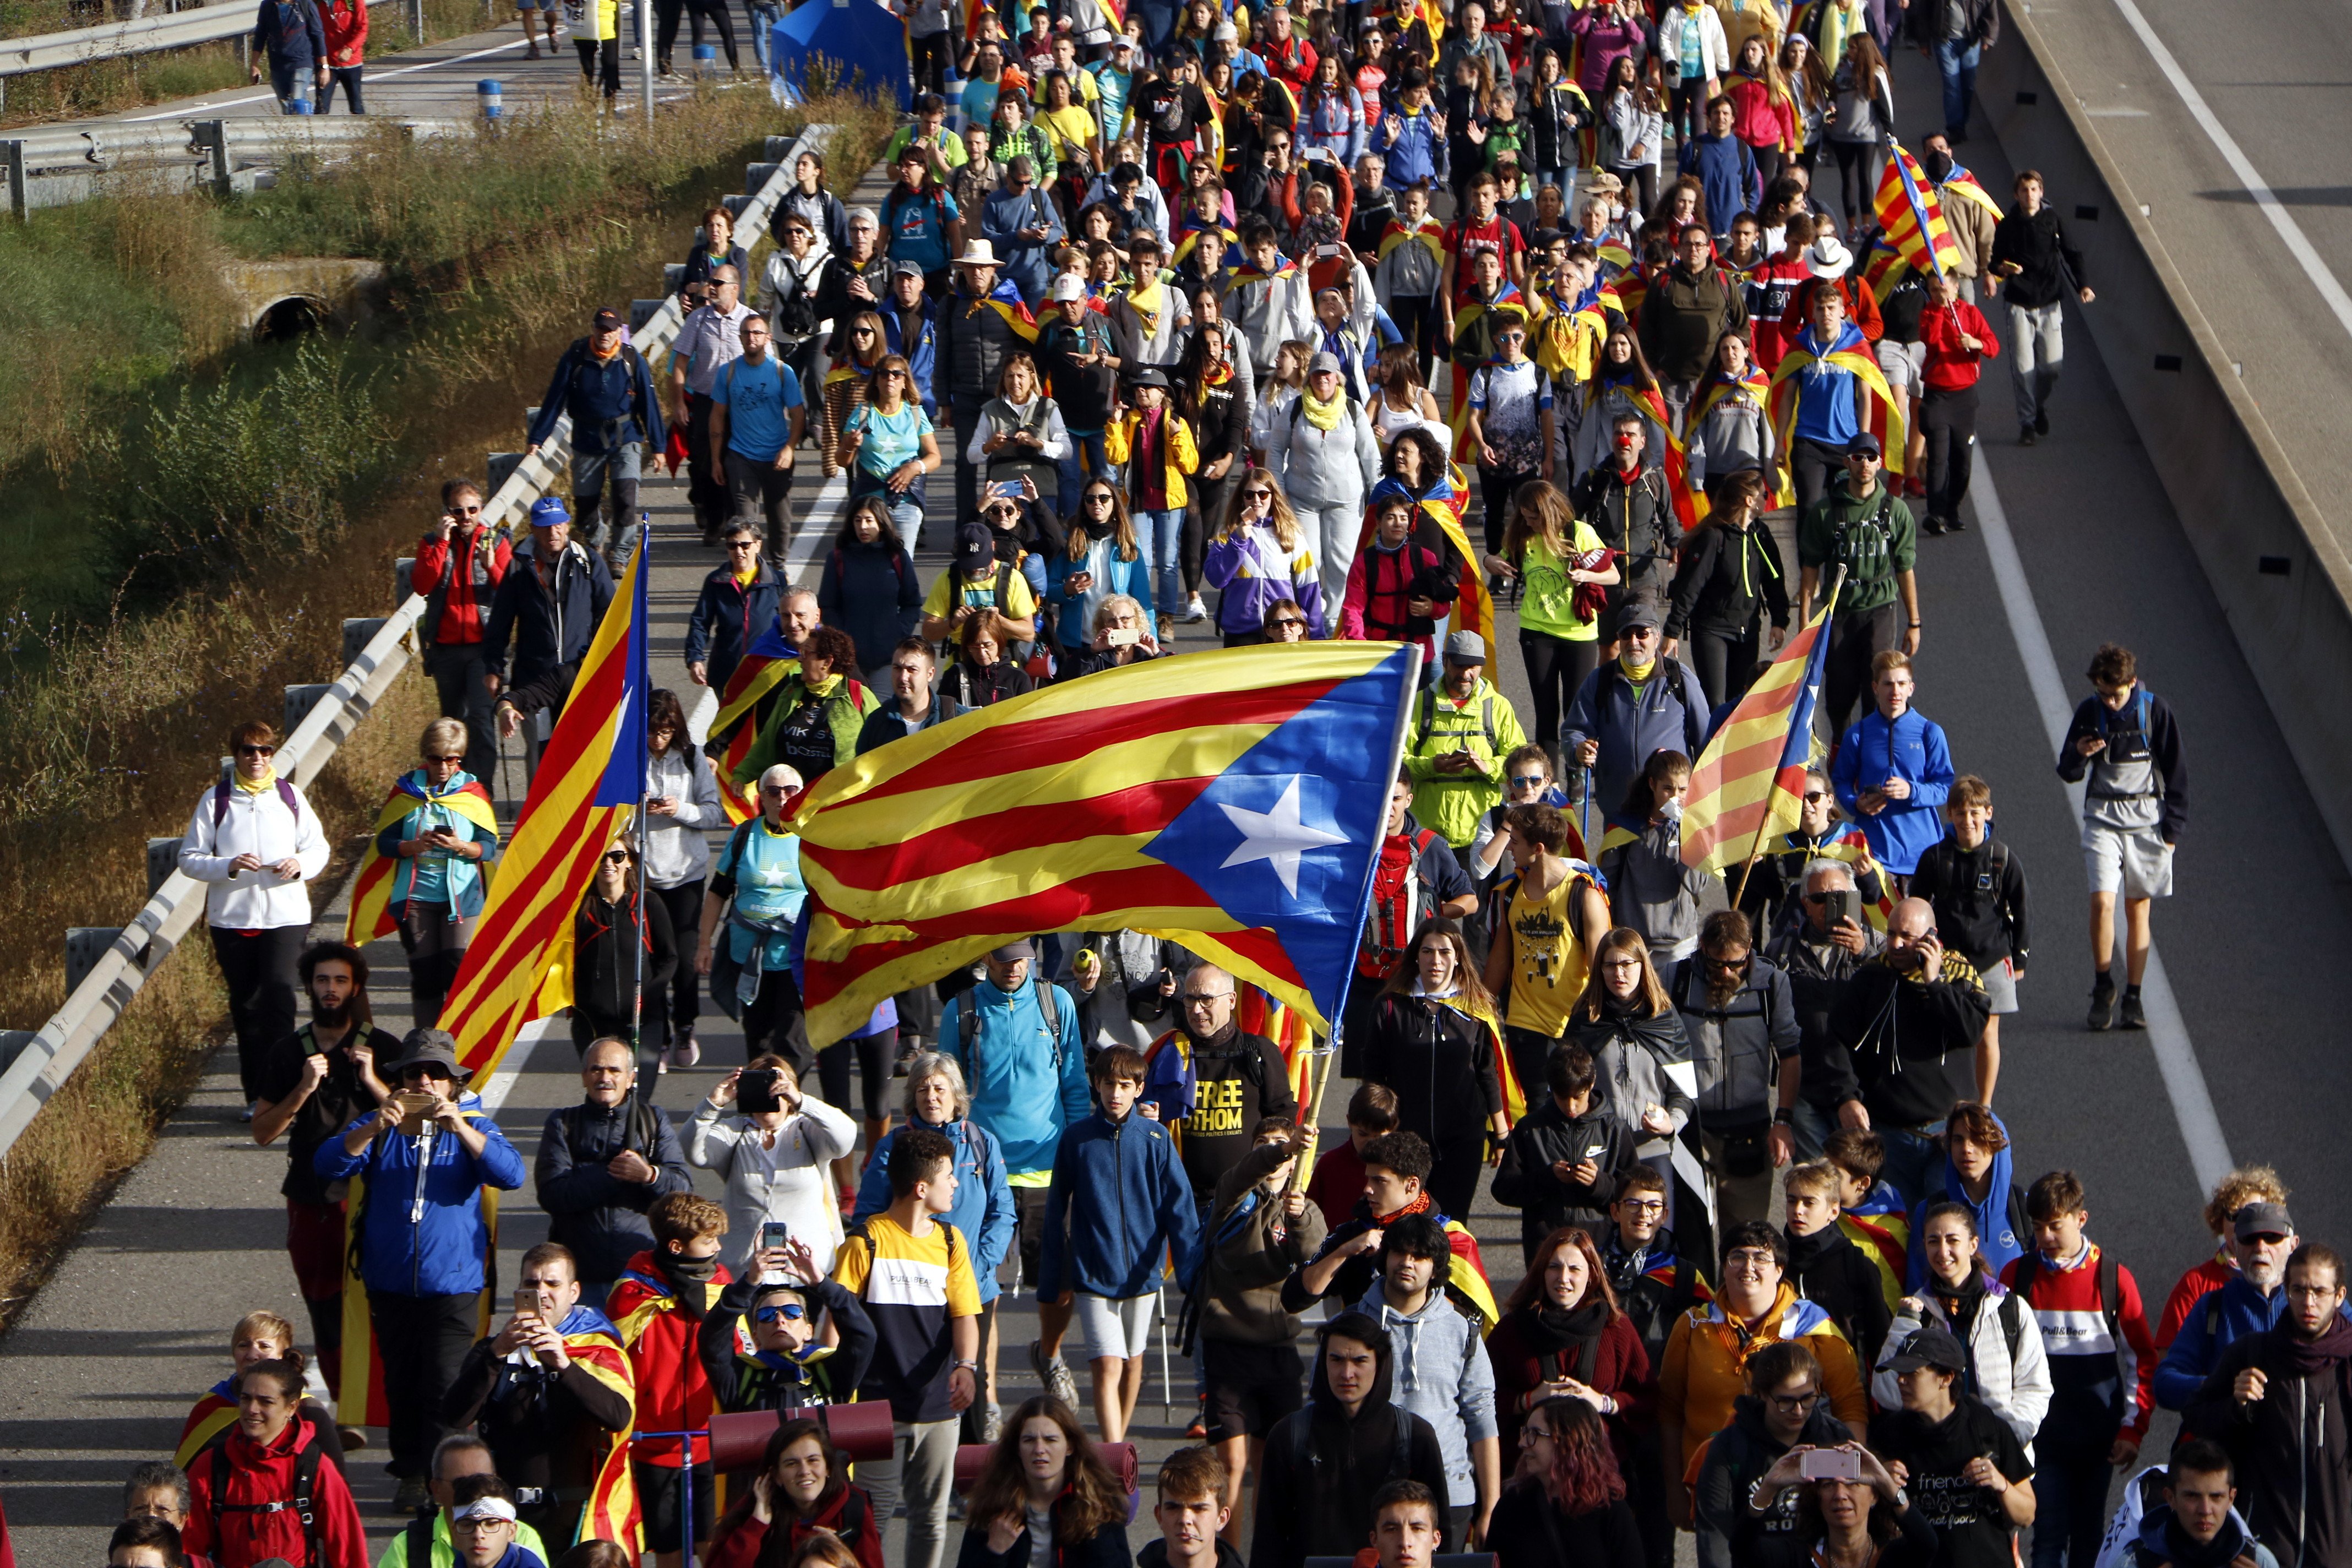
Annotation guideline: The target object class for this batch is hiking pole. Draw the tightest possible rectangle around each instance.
[1158,1285,1170,1420]
[1579,764,1592,851]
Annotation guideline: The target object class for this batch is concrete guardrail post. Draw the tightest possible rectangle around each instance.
[145,838,182,899]
[0,1031,31,1075]
[720,193,750,222]
[744,162,779,194]
[341,617,387,665]
[486,452,522,493]
[284,683,333,734]
[629,298,664,332]
[662,263,685,293]
[396,556,415,602]
[65,928,124,995]
[190,119,230,194]
[3,141,25,220]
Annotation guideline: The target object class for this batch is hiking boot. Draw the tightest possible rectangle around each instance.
[393,1474,432,1513]
[2034,409,2050,435]
[2087,973,2117,1032]
[1030,1340,1080,1408]
[2120,986,2147,1030]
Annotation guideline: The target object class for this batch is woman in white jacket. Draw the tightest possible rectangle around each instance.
[1872,1199,2053,1451]
[178,720,329,1115]
[1657,0,1730,145]
[687,1058,859,1276]
[643,688,724,1071]
[1265,351,1381,610]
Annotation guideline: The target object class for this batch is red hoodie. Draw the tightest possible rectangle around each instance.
[607,1248,732,1467]
[708,1484,887,1568]
[181,1418,368,1568]
[1918,296,1999,390]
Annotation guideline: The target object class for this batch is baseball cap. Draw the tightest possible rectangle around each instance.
[1443,630,1486,663]
[1308,351,1343,376]
[890,259,924,280]
[2235,1201,2296,1242]
[1050,273,1086,302]
[1885,1322,1968,1375]
[989,940,1037,962]
[1617,596,1665,633]
[954,521,994,573]
[591,306,622,330]
[527,496,570,529]
[1845,432,1883,459]
[1128,366,1170,391]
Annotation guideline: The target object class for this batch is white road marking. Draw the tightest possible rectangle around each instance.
[1968,457,2235,1190]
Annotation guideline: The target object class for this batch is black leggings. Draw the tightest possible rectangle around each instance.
[657,0,737,66]
[1478,464,1538,554]
[574,34,619,96]
[1831,139,1879,232]
[643,879,705,1047]
[1518,629,1601,759]
[819,1031,897,1124]
[1686,622,1763,709]
[911,30,950,94]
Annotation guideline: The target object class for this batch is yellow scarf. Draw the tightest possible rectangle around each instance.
[1299,384,1346,433]
[1126,274,1166,336]
[1620,655,1657,682]
[234,767,279,795]
[733,566,757,587]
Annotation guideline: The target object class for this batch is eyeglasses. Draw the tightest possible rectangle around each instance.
[727,540,761,552]
[754,1303,809,1323]
[454,504,483,514]
[1705,952,1752,972]
[1183,993,1233,1008]
[603,850,632,864]
[878,368,907,379]
[1617,1199,1665,1215]
[1767,1389,1821,1412]
[1269,618,1305,630]
[401,1065,451,1081]
[236,744,276,756]
[1085,493,1114,505]
[1243,488,1272,501]
[1725,1249,1779,1271]
[1801,891,1830,903]
[853,328,876,338]
[1803,790,1827,803]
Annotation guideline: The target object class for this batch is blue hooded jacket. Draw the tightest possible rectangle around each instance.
[2154,1271,2295,1411]
[1905,1108,2022,1287]
[1789,320,1869,448]
[1039,1108,1200,1299]
[852,1114,1017,1303]
[940,976,1090,1178]
[315,1094,526,1297]
[1832,705,1956,875]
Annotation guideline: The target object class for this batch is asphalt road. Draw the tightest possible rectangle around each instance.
[9,39,2352,1564]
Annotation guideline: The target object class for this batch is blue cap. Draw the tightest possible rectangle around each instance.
[527,496,570,528]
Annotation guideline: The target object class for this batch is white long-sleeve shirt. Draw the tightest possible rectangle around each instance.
[177,776,330,930]
[641,746,724,890]
[687,1097,860,1275]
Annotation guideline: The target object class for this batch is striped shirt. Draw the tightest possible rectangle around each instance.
[834,1213,979,1423]
[2001,1241,2158,1444]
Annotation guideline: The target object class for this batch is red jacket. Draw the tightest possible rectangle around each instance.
[1778,273,1883,345]
[1722,73,1793,152]
[1340,538,1455,647]
[180,1419,368,1568]
[1918,296,1999,391]
[413,524,513,646]
[320,0,365,64]
[1484,1305,1655,1453]
[1305,1139,1370,1233]
[708,1484,886,1568]
[2158,1252,2237,1352]
[1260,31,1317,92]
[607,1249,732,1467]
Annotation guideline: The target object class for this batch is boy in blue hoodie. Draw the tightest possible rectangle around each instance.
[1831,650,1954,881]
[1041,1044,1200,1442]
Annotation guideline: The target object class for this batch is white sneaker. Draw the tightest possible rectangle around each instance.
[667,1030,701,1069]
[1182,593,1207,623]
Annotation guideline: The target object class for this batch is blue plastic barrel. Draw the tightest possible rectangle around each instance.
[477,78,503,117]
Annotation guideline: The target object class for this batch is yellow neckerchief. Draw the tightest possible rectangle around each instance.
[1126,272,1166,332]
[1766,333,1909,504]
[1299,383,1346,432]
[801,672,842,700]
[1620,655,1656,682]
[234,767,278,795]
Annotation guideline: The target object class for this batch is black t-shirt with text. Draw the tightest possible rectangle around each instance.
[256,1025,401,1204]
[1170,1031,1296,1197]
[1867,1397,2033,1568]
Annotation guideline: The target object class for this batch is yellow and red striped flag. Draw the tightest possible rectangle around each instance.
[1680,588,1839,878]
[1874,140,1963,280]
[437,540,652,1082]
[793,643,1424,1043]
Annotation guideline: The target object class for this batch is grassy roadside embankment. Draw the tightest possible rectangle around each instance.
[0,85,895,1332]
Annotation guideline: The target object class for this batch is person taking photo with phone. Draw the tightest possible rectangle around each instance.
[535,1037,693,1311]
[689,1059,860,1278]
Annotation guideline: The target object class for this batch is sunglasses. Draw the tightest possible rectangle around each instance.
[426,753,465,764]
[1085,492,1114,504]
[728,540,761,551]
[1243,488,1272,501]
[454,504,483,514]
[1270,618,1305,630]
[853,328,876,338]
[878,368,907,379]
[401,1065,451,1081]
[236,744,276,757]
[754,1303,808,1324]
[1803,790,1827,803]
[603,850,632,864]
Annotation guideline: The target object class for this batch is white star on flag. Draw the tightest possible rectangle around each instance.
[1217,776,1348,896]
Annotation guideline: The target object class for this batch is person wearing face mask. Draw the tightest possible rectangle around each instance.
[2157,1204,2326,1414]
[699,1251,878,1418]
[608,1194,734,1568]
[1917,134,1998,304]
[1597,749,1730,971]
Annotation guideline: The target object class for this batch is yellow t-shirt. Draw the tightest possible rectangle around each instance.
[1501,867,1596,1037]
[1038,104,1099,162]
[833,1212,980,1421]
[922,562,1039,622]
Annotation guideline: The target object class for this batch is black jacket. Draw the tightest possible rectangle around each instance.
[1600,1222,1706,1369]
[1362,991,1507,1150]
[1907,0,1999,51]
[1639,262,1749,386]
[1761,910,1879,1114]
[526,336,665,455]
[813,251,891,355]
[2055,685,2190,844]
[697,1275,878,1414]
[571,888,678,1030]
[1182,372,1253,465]
[443,1324,635,1496]
[533,1092,694,1284]
[1785,1222,1894,1366]
[816,532,924,677]
[937,284,1031,409]
[1137,1539,1245,1568]
[1909,835,2031,970]
[1250,1328,1452,1568]
[2187,1327,2352,1568]
[1492,1096,1639,1254]
[957,1502,1131,1568]
[1741,831,1887,940]
[1668,954,1802,1130]
[1489,1484,1646,1568]
[855,692,968,755]
[484,541,616,686]
[1665,518,1790,641]
[1571,461,1682,597]
[1831,954,1991,1130]
[1692,1395,1857,1568]
[1989,204,2086,309]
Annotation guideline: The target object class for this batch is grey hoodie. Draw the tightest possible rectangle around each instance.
[1353,1280,1499,1495]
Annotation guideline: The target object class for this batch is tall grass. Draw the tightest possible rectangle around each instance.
[0,84,897,1333]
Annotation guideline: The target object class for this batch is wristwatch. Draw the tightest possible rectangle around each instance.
[951,1358,980,1372]
[1772,1107,1795,1126]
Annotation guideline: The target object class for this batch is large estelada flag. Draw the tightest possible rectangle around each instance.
[437,540,651,1082]
[1874,141,1964,281]
[342,774,500,944]
[1679,587,1838,879]
[710,623,799,824]
[792,643,1423,1043]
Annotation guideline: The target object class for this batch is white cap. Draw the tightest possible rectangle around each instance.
[1049,274,1086,302]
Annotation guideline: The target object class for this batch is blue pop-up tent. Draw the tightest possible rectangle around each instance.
[769,0,912,111]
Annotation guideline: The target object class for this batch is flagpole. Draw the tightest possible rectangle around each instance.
[631,530,651,1069]
[1729,563,1845,907]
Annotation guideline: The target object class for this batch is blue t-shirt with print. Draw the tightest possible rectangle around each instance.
[713,356,804,460]
[849,401,934,481]
[884,185,961,275]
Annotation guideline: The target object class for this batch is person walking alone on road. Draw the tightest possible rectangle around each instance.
[179,720,330,1120]
[1915,267,1998,535]
[2056,643,2188,1033]
[1986,168,2093,447]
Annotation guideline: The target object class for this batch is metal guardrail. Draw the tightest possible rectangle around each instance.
[0,119,837,1166]
[3,113,474,215]
[0,0,410,99]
